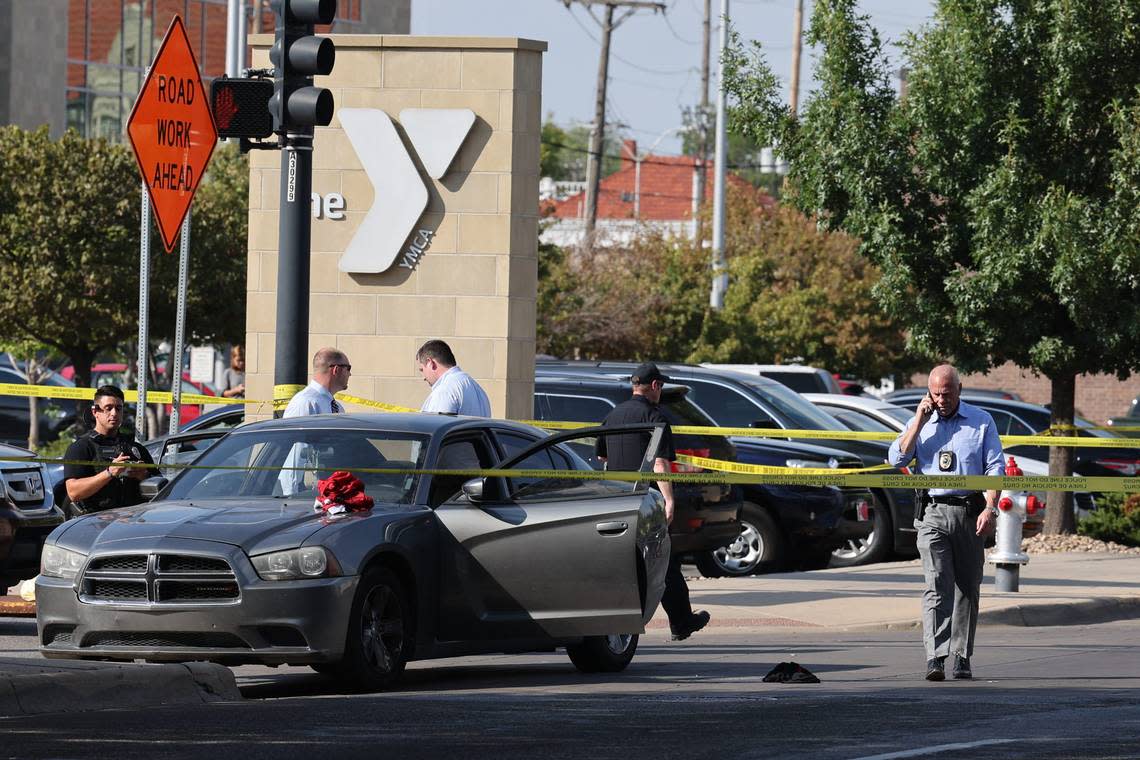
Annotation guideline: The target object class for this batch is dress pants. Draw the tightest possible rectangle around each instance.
[917,502,985,659]
[660,554,694,631]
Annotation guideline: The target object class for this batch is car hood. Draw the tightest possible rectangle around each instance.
[54,498,399,554]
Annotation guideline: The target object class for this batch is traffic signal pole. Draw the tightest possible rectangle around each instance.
[273,133,313,412]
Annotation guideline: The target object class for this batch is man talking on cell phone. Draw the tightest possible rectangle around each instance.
[63,385,155,517]
[888,365,1004,682]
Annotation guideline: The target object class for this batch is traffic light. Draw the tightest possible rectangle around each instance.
[210,77,275,139]
[269,0,336,134]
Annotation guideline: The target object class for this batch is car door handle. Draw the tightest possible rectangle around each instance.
[596,521,628,536]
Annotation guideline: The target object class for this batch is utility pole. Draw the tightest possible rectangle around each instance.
[709,0,729,309]
[694,0,711,244]
[560,0,666,242]
[789,0,803,115]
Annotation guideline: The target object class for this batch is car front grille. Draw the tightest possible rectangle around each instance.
[80,631,249,649]
[1,467,47,510]
[80,553,239,605]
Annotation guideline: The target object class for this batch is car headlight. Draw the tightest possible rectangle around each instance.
[41,545,87,579]
[786,458,839,469]
[251,547,341,581]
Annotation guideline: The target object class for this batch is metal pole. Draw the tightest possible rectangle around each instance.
[695,0,711,243]
[709,0,729,309]
[168,213,191,435]
[225,0,240,78]
[789,0,803,116]
[634,155,641,220]
[273,134,313,416]
[236,0,248,74]
[136,182,151,443]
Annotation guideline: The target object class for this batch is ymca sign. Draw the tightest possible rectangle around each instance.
[338,108,476,274]
[126,16,217,252]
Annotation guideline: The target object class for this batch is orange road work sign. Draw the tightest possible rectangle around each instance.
[126,15,218,252]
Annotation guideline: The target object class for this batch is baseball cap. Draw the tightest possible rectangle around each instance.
[631,362,669,385]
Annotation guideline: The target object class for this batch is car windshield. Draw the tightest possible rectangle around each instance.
[880,406,914,427]
[164,428,429,504]
[737,378,844,430]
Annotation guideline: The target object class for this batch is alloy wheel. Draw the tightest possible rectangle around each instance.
[360,583,404,674]
[712,519,763,574]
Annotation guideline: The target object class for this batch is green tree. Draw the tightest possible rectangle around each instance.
[0,126,140,390]
[540,116,625,181]
[723,0,1140,534]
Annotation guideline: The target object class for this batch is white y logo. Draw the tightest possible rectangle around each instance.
[338,108,476,274]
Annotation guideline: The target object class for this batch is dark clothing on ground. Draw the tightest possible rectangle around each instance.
[597,394,692,632]
[594,395,676,469]
[63,431,155,514]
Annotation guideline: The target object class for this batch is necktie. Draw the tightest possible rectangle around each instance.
[331,399,343,414]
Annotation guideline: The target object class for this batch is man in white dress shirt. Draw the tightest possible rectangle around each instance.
[283,347,352,418]
[416,340,491,417]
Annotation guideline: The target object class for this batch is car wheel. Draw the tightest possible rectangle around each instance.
[830,491,893,567]
[696,504,786,577]
[334,567,410,691]
[566,633,639,673]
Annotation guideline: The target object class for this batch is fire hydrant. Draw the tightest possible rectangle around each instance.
[987,456,1041,592]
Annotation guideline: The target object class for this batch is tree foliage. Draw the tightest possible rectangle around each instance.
[540,116,626,181]
[0,127,248,392]
[723,0,1140,533]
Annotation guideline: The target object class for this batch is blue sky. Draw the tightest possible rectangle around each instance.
[412,0,937,155]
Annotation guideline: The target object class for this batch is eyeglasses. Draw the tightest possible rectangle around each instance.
[329,363,351,372]
[93,404,123,413]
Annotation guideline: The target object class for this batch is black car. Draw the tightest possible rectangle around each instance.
[535,375,873,576]
[537,361,913,568]
[1,443,66,589]
[0,367,77,447]
[895,395,1140,479]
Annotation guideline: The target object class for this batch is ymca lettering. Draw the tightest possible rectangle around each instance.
[398,229,435,270]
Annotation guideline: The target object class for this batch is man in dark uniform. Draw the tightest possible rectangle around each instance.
[888,364,1004,681]
[63,385,155,517]
[596,362,710,641]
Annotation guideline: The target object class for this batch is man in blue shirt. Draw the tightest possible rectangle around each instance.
[888,364,1004,682]
[416,340,491,417]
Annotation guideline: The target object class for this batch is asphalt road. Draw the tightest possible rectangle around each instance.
[4,615,1140,758]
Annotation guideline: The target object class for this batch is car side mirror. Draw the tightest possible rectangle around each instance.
[461,477,485,503]
[139,476,169,499]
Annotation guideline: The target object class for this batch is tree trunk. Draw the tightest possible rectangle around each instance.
[1043,372,1076,535]
[70,348,95,432]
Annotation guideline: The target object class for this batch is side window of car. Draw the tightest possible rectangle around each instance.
[985,410,1015,436]
[539,393,615,424]
[504,440,631,502]
[684,379,768,428]
[429,436,495,507]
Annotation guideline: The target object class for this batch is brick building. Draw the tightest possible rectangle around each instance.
[0,0,410,140]
[542,139,759,247]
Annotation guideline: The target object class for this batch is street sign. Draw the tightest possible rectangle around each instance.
[126,16,218,252]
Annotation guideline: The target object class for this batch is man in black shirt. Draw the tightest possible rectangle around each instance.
[64,385,155,516]
[596,362,710,641]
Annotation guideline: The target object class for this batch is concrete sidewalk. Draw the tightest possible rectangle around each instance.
[650,551,1140,632]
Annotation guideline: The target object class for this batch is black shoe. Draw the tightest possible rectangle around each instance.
[925,657,945,682]
[670,610,711,641]
[952,655,972,680]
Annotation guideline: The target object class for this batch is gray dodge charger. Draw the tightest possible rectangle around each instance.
[36,414,670,690]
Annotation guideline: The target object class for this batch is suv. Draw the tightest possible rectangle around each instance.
[535,374,874,576]
[702,364,842,395]
[1,443,65,589]
[538,360,914,568]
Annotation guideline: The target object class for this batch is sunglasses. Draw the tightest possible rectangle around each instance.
[329,363,351,371]
[93,404,124,413]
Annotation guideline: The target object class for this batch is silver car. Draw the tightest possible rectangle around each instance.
[36,414,670,690]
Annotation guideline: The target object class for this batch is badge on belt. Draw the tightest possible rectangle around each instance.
[938,450,955,472]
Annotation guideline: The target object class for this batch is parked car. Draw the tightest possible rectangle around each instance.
[883,387,1022,405]
[802,393,1097,532]
[144,406,245,476]
[0,367,77,447]
[537,361,913,568]
[534,373,874,576]
[37,413,669,687]
[701,363,843,395]
[1,443,65,589]
[59,363,218,427]
[893,395,1140,480]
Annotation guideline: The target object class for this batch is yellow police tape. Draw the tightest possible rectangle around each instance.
[11,455,1140,493]
[5,381,1140,449]
[675,453,897,476]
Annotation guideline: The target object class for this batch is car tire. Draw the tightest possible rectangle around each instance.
[333,567,410,691]
[830,491,893,568]
[566,633,639,673]
[696,503,786,577]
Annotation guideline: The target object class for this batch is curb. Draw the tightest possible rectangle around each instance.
[0,596,35,617]
[977,595,1140,628]
[0,659,242,717]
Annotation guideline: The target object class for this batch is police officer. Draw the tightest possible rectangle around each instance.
[888,364,1004,681]
[63,385,155,516]
[595,362,710,641]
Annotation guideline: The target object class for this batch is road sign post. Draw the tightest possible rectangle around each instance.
[127,15,218,432]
